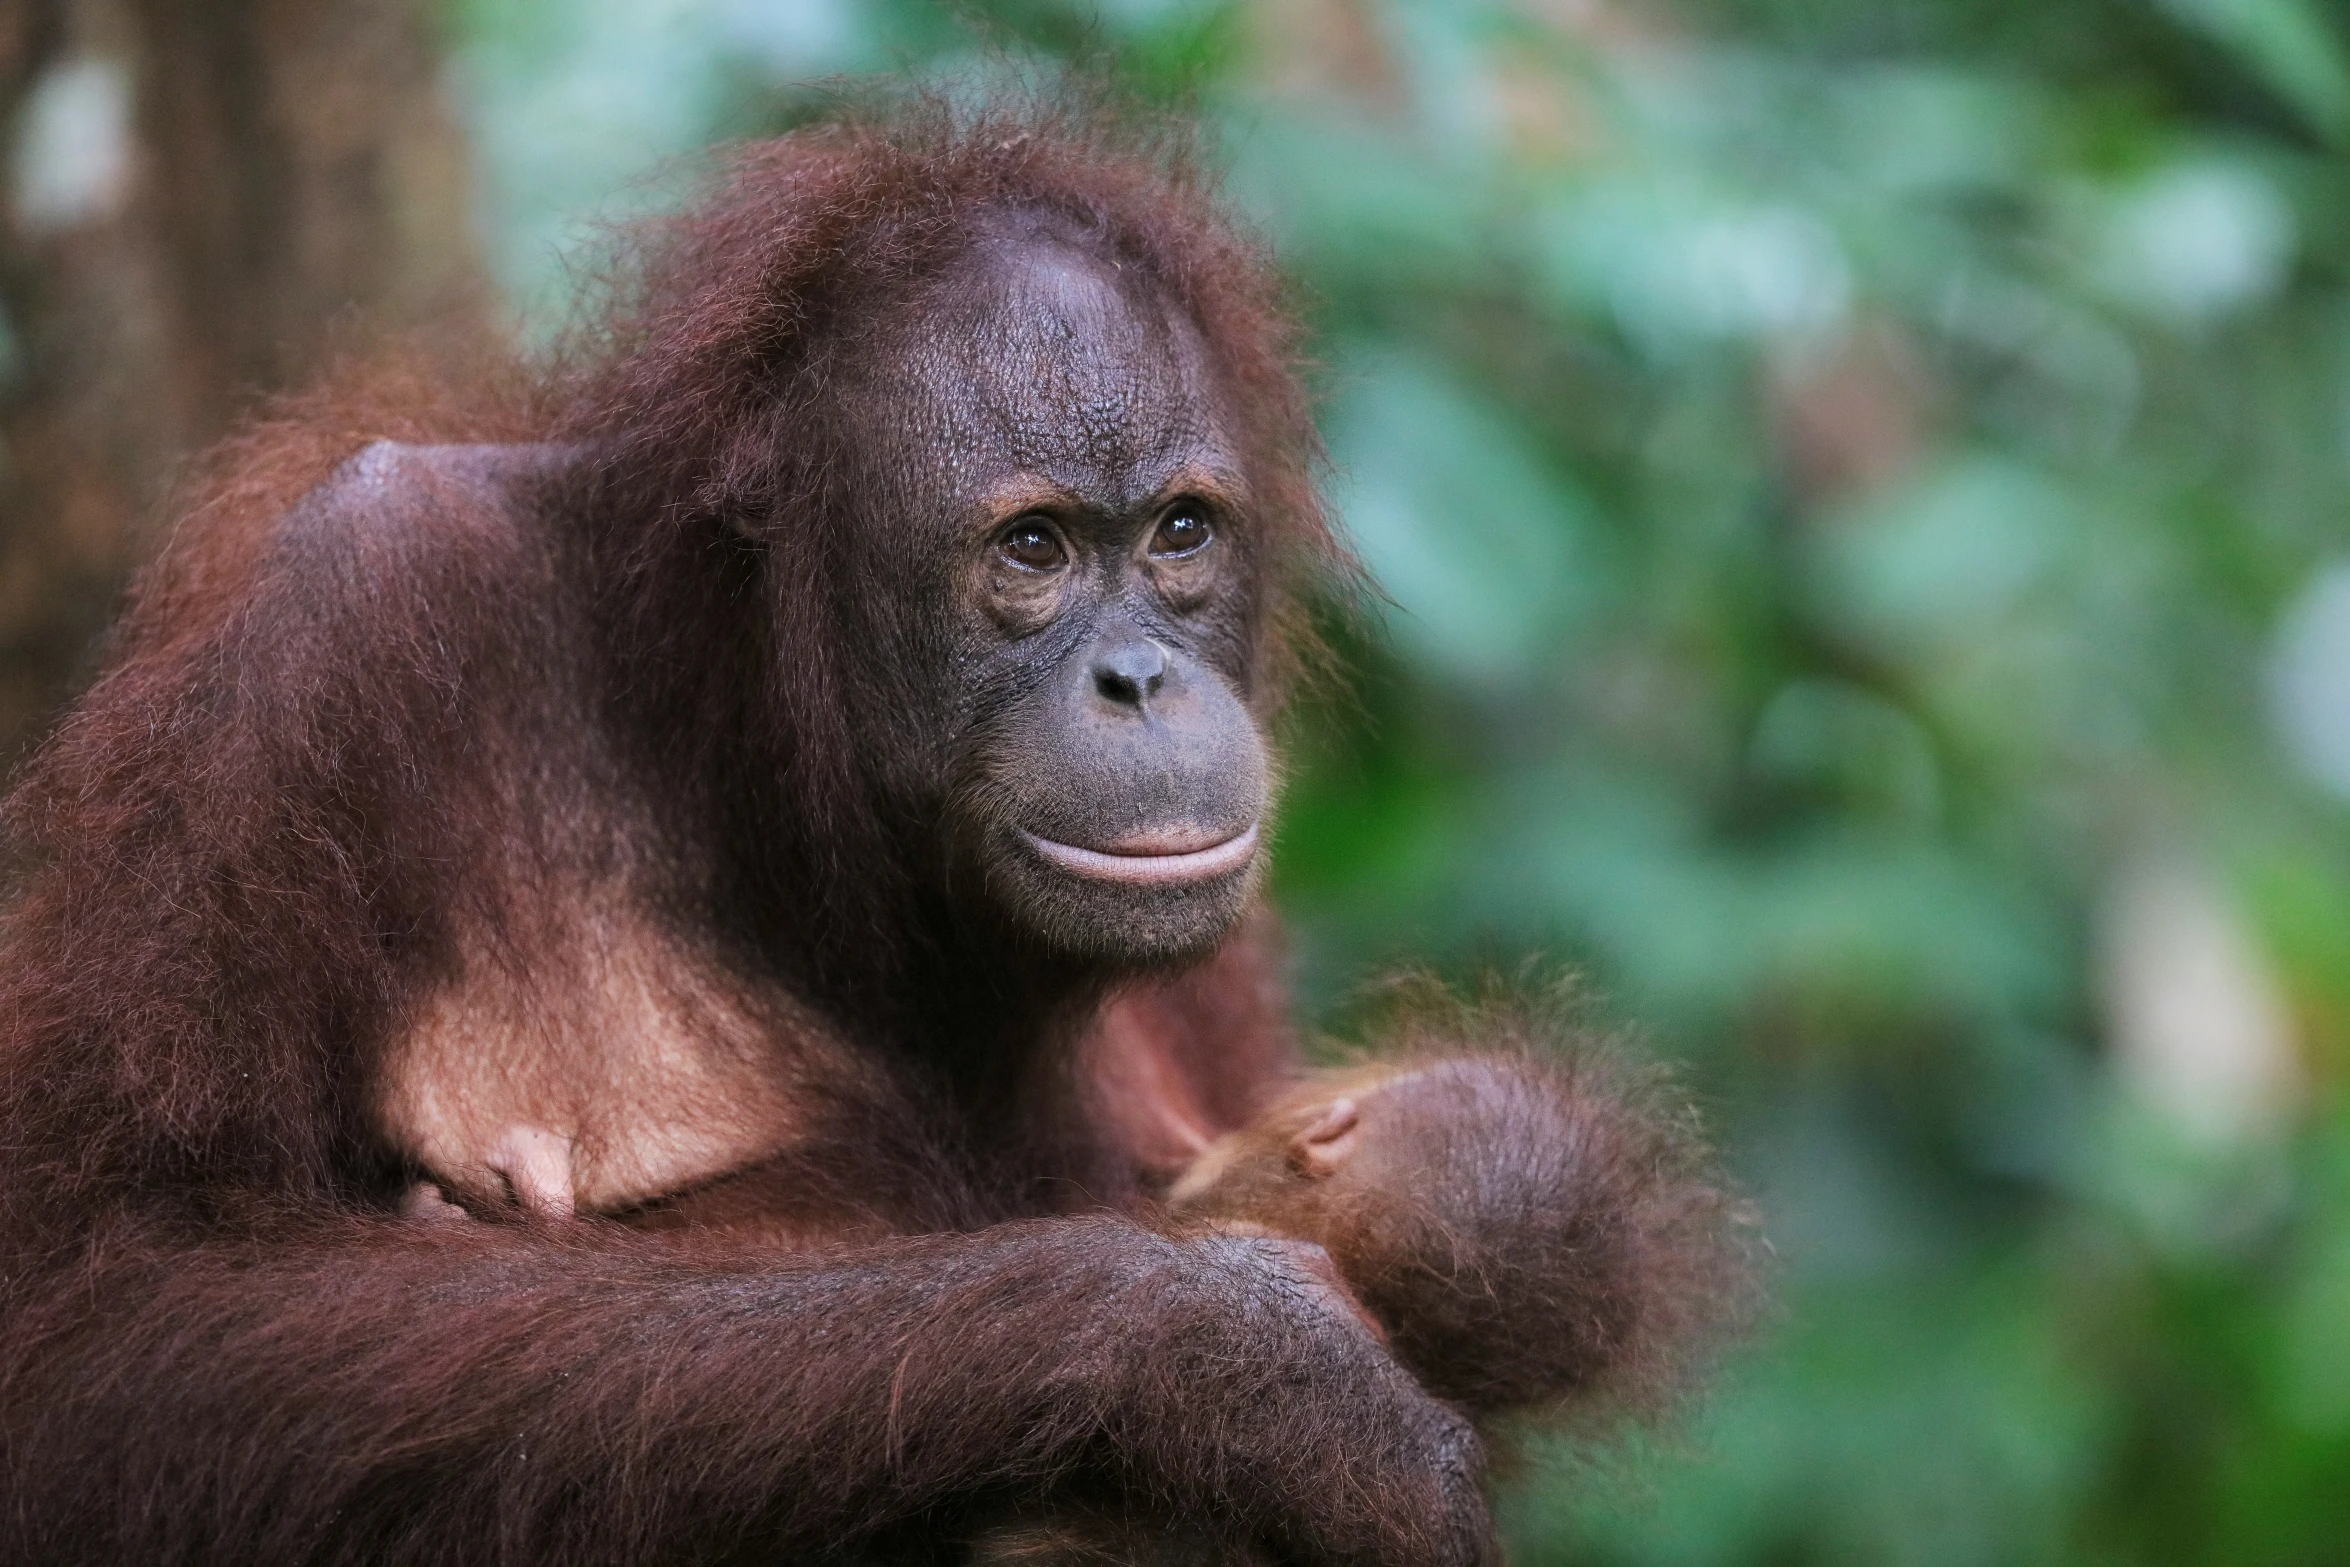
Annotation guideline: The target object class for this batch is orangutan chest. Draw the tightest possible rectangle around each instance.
[372,911,818,1216]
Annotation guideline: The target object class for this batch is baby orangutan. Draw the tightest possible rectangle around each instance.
[1162,1041,1743,1420]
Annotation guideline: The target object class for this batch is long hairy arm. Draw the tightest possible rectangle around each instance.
[0,1213,1486,1566]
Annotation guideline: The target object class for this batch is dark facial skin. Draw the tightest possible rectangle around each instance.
[837,230,1271,965]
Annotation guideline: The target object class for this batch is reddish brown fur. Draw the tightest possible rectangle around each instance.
[1166,984,1756,1423]
[0,96,1737,1566]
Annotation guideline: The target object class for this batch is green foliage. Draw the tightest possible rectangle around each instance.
[451,0,2350,1558]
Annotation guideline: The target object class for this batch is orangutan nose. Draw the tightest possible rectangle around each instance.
[1091,635,1167,710]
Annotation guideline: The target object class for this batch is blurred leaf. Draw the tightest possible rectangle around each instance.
[1804,455,2069,661]
[2078,155,2298,325]
[2156,0,2350,146]
[1326,350,1608,682]
[1538,177,1853,351]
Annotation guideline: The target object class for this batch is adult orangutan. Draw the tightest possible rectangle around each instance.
[0,104,1736,1564]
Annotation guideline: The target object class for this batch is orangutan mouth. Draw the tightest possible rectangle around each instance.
[1020,823,1261,886]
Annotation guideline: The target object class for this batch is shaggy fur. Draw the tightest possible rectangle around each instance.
[0,98,1739,1566]
[1168,984,1754,1423]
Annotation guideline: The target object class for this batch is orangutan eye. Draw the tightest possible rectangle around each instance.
[1149,505,1214,558]
[999,519,1068,572]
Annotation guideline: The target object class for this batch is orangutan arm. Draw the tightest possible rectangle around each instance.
[0,1213,1488,1566]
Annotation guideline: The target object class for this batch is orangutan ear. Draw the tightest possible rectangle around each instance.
[1287,1098,1360,1178]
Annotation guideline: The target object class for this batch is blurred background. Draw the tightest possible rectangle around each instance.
[7,0,2350,1560]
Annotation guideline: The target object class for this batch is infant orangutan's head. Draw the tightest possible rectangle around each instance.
[1166,1034,1749,1421]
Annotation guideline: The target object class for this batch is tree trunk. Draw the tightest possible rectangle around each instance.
[0,0,484,773]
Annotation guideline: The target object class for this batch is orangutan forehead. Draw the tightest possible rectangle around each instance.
[862,234,1241,511]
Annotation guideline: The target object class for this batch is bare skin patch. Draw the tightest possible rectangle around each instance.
[1082,992,1224,1180]
[375,897,825,1216]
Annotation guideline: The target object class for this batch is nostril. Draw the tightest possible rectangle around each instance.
[1091,639,1167,707]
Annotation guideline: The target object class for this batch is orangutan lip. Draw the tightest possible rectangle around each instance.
[1020,823,1261,886]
